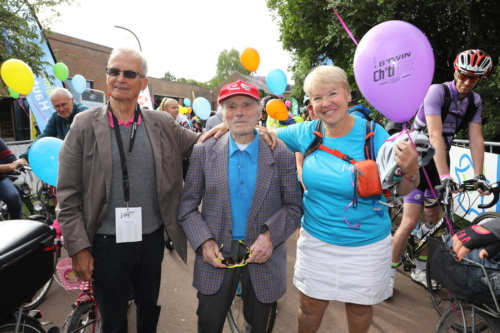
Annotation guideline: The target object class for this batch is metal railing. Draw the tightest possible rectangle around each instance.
[453,139,500,153]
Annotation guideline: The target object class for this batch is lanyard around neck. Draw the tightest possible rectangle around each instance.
[109,103,140,205]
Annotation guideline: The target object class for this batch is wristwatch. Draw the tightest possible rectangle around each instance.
[403,173,419,181]
[475,174,487,181]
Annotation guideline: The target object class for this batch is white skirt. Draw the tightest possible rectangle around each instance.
[293,228,392,305]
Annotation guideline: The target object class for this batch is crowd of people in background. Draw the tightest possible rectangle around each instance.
[158,93,311,134]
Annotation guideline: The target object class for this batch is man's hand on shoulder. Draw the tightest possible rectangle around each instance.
[246,231,273,264]
[72,249,94,281]
[201,239,226,268]
[198,123,229,143]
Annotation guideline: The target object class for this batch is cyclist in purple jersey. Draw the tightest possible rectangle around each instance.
[390,50,493,297]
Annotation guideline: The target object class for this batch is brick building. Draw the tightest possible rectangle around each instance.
[1,32,291,141]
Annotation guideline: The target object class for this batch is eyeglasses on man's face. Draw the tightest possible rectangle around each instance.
[456,73,481,83]
[53,102,70,109]
[106,67,145,79]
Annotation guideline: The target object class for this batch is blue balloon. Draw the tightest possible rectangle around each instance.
[192,97,211,120]
[72,74,87,94]
[184,98,191,107]
[29,137,63,186]
[266,69,287,96]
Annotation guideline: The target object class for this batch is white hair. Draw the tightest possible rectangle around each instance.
[49,87,73,101]
[108,46,148,77]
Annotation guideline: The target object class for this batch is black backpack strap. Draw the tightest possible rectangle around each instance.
[349,106,371,120]
[364,120,375,161]
[458,92,479,131]
[440,83,453,125]
[303,121,323,162]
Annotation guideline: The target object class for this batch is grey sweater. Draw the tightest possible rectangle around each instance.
[97,122,163,235]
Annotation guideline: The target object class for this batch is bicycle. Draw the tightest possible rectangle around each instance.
[425,179,500,316]
[226,280,277,333]
[0,166,37,220]
[429,236,500,332]
[0,220,60,333]
[56,257,102,333]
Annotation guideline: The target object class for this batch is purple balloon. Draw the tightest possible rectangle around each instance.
[354,21,434,122]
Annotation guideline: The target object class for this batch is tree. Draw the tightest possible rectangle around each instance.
[162,49,251,90]
[0,0,76,87]
[212,48,251,88]
[267,0,500,140]
[163,71,176,81]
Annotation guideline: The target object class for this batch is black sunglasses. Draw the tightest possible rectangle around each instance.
[106,67,145,79]
[218,241,251,268]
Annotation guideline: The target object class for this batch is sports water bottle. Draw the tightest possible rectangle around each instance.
[417,221,436,239]
[411,221,420,236]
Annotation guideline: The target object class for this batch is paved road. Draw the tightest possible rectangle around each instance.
[40,232,440,332]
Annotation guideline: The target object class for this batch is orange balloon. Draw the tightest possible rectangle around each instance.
[187,107,192,113]
[240,47,260,72]
[266,99,288,121]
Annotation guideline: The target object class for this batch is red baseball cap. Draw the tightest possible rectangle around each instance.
[218,80,260,103]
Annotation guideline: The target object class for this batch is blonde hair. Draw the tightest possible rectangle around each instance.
[159,98,177,111]
[303,66,350,97]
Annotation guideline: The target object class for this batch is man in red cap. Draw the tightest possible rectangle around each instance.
[179,80,302,333]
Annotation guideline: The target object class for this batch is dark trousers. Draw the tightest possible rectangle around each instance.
[0,178,22,219]
[197,240,272,333]
[92,226,165,333]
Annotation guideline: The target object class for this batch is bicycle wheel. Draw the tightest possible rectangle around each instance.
[472,212,500,226]
[24,250,56,310]
[24,276,54,311]
[67,300,102,333]
[436,304,500,332]
[22,195,35,216]
[0,316,45,333]
[227,282,278,333]
[427,258,454,316]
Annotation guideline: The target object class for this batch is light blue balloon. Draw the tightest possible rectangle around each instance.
[266,69,287,96]
[29,137,64,186]
[192,97,211,120]
[184,98,191,107]
[72,74,87,94]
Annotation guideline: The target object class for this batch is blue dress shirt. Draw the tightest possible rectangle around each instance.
[228,131,259,240]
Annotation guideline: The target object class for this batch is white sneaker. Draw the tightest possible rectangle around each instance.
[388,276,395,298]
[411,270,438,290]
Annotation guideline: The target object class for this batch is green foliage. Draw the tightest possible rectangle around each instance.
[212,48,251,88]
[0,0,76,88]
[163,48,251,90]
[267,0,500,140]
[163,71,176,81]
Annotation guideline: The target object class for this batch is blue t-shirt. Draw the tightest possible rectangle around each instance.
[278,117,391,246]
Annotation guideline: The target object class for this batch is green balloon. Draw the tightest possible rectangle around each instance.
[53,62,69,81]
[8,88,19,99]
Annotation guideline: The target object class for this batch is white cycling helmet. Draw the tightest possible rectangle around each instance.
[377,131,434,189]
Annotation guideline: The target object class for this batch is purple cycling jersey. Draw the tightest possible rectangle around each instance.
[412,81,482,145]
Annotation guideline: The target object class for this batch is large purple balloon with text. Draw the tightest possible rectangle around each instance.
[354,21,434,122]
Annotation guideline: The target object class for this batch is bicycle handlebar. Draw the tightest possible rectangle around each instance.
[423,179,500,209]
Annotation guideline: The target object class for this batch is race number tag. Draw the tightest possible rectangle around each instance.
[115,207,142,243]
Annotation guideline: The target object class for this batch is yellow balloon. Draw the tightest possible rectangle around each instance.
[266,100,288,121]
[240,47,260,72]
[1,59,35,95]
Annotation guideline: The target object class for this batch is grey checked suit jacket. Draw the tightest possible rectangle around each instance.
[178,133,303,303]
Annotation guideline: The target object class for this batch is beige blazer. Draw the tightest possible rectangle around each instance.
[56,105,200,263]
